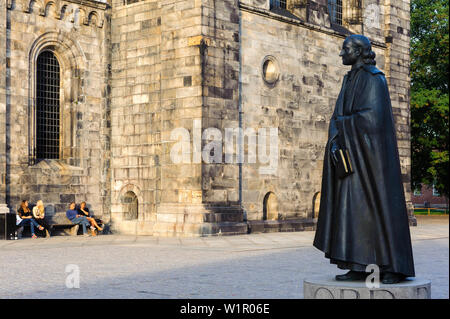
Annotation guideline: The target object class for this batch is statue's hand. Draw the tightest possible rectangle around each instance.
[330,141,339,166]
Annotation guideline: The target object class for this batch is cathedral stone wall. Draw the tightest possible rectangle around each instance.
[238,0,414,225]
[110,0,163,234]
[2,0,110,222]
[0,0,414,235]
[383,0,415,225]
[238,1,386,221]
[110,0,211,236]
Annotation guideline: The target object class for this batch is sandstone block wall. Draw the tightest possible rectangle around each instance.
[2,0,110,222]
[110,0,212,236]
[0,0,414,235]
[383,0,415,224]
[238,0,413,223]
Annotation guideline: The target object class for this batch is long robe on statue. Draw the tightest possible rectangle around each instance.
[313,63,415,277]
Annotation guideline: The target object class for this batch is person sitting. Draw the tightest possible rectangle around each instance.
[77,202,103,233]
[66,202,94,237]
[17,200,44,239]
[32,200,51,238]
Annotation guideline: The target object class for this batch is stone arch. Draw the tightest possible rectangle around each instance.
[25,0,44,14]
[21,0,32,12]
[7,0,29,10]
[88,11,98,25]
[59,4,69,21]
[117,184,145,221]
[72,7,79,24]
[9,0,33,11]
[88,10,103,28]
[18,0,27,11]
[44,0,59,18]
[66,5,77,23]
[28,31,87,164]
[263,191,278,221]
[78,8,87,26]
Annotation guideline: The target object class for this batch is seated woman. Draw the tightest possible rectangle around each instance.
[32,200,51,238]
[66,202,94,237]
[17,200,44,239]
[77,202,103,232]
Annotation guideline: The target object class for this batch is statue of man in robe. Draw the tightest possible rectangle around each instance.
[313,35,415,284]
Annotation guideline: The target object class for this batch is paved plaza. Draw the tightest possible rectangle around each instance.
[0,216,448,299]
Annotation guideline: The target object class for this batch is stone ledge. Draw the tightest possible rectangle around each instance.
[239,2,387,49]
[247,219,316,233]
[304,276,431,299]
[152,221,248,237]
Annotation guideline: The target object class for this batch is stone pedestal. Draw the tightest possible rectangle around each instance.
[304,276,431,299]
[0,204,9,214]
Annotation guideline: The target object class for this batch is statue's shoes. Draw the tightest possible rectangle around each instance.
[381,272,406,284]
[335,271,367,281]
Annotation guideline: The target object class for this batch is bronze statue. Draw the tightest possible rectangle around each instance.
[313,35,415,284]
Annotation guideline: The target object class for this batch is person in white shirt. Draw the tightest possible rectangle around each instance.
[32,200,51,238]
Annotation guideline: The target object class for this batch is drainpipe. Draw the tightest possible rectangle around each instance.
[361,0,364,35]
[238,6,246,222]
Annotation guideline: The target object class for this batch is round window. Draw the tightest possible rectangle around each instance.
[262,56,280,86]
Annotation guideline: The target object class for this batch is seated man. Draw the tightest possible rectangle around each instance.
[77,201,103,233]
[66,202,94,237]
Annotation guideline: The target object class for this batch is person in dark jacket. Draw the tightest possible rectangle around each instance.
[17,200,44,239]
[66,202,93,236]
[313,35,415,284]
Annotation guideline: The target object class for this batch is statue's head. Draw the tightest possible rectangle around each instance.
[340,35,376,66]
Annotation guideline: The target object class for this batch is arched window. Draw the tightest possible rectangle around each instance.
[36,51,60,160]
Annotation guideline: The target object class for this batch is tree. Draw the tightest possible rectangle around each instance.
[410,0,449,197]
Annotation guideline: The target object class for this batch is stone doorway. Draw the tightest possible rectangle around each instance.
[263,192,278,220]
[122,191,138,220]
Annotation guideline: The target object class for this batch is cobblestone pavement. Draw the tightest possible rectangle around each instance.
[0,216,448,299]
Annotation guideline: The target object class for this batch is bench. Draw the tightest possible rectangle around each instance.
[52,218,105,236]
[51,223,82,236]
[17,218,104,237]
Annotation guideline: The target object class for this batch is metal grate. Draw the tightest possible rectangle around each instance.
[328,0,343,25]
[36,51,60,160]
[270,0,288,10]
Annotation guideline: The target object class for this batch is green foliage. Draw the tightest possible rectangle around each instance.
[410,0,449,197]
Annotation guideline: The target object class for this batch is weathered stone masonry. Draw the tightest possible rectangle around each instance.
[1,0,110,224]
[0,0,415,236]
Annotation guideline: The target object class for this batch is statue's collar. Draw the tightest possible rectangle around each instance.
[349,62,365,73]
[346,62,364,82]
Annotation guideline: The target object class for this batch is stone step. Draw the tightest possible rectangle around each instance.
[153,221,249,237]
[247,219,316,233]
